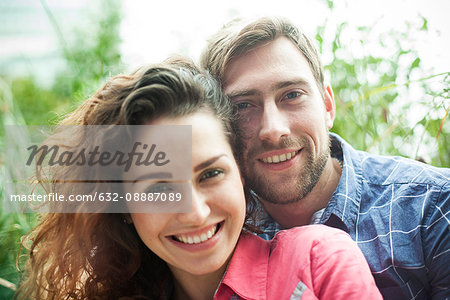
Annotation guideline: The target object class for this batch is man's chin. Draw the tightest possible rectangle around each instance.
[248,172,319,205]
[251,184,306,205]
[264,198,301,206]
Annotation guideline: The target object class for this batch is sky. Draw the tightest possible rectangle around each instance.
[120,0,449,73]
[0,0,449,85]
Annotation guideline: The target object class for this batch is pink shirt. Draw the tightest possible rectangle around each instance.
[215,225,382,299]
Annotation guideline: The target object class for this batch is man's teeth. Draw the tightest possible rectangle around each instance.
[175,224,218,244]
[261,151,296,164]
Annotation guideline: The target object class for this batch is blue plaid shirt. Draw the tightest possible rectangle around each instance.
[256,133,450,299]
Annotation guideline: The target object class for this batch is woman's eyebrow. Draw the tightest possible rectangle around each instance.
[132,172,173,184]
[194,154,227,172]
[227,89,260,101]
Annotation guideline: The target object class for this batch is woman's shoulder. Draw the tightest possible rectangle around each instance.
[267,225,381,299]
[272,224,351,247]
[268,224,361,262]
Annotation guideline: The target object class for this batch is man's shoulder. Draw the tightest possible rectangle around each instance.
[334,134,449,187]
[358,152,449,187]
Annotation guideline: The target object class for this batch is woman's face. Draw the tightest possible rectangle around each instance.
[126,111,246,278]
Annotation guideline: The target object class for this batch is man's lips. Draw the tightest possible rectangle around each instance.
[258,149,302,164]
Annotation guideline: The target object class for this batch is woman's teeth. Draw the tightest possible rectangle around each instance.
[261,151,297,164]
[175,224,218,244]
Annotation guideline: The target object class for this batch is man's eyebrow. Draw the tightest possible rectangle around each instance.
[274,79,311,91]
[194,154,227,172]
[227,79,312,100]
[132,172,173,183]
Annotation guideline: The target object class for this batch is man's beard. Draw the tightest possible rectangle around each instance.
[236,136,330,205]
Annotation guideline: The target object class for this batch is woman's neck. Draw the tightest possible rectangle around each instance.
[170,262,228,300]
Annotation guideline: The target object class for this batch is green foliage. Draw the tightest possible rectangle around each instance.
[9,77,72,125]
[59,0,123,99]
[0,0,123,297]
[0,206,37,299]
[316,16,449,167]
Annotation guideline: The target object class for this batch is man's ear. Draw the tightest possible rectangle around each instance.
[324,85,336,130]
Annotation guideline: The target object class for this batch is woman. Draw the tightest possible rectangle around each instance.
[16,58,381,299]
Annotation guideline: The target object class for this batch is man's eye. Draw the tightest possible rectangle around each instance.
[284,91,303,100]
[199,169,224,182]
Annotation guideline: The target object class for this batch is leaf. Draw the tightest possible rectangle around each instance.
[411,57,421,69]
[420,16,428,31]
[326,0,334,9]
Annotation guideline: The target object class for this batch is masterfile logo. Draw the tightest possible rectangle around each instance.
[4,125,192,213]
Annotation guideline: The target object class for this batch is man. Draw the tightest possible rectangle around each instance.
[201,16,449,299]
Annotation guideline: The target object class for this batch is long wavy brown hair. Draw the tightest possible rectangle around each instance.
[15,57,256,299]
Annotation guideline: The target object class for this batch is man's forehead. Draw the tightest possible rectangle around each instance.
[222,38,315,96]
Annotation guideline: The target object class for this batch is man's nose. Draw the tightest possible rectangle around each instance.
[258,102,290,143]
[176,188,210,225]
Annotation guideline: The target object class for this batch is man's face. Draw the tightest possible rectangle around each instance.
[223,37,335,204]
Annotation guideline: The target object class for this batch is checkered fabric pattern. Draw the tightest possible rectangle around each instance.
[256,133,450,299]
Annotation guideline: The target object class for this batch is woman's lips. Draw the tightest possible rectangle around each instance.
[167,221,224,252]
[172,223,220,244]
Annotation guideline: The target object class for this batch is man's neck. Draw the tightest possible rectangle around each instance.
[261,157,342,228]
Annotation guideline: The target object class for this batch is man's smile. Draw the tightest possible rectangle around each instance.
[259,149,302,164]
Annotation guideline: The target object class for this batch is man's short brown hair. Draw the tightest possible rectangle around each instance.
[200,16,324,92]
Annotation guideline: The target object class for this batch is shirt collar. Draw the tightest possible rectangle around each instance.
[220,232,270,300]
[320,133,364,233]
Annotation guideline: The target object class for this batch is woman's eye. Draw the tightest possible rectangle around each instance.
[199,169,224,182]
[145,182,173,193]
[234,102,250,110]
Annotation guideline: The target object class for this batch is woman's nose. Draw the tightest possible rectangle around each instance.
[175,188,210,225]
